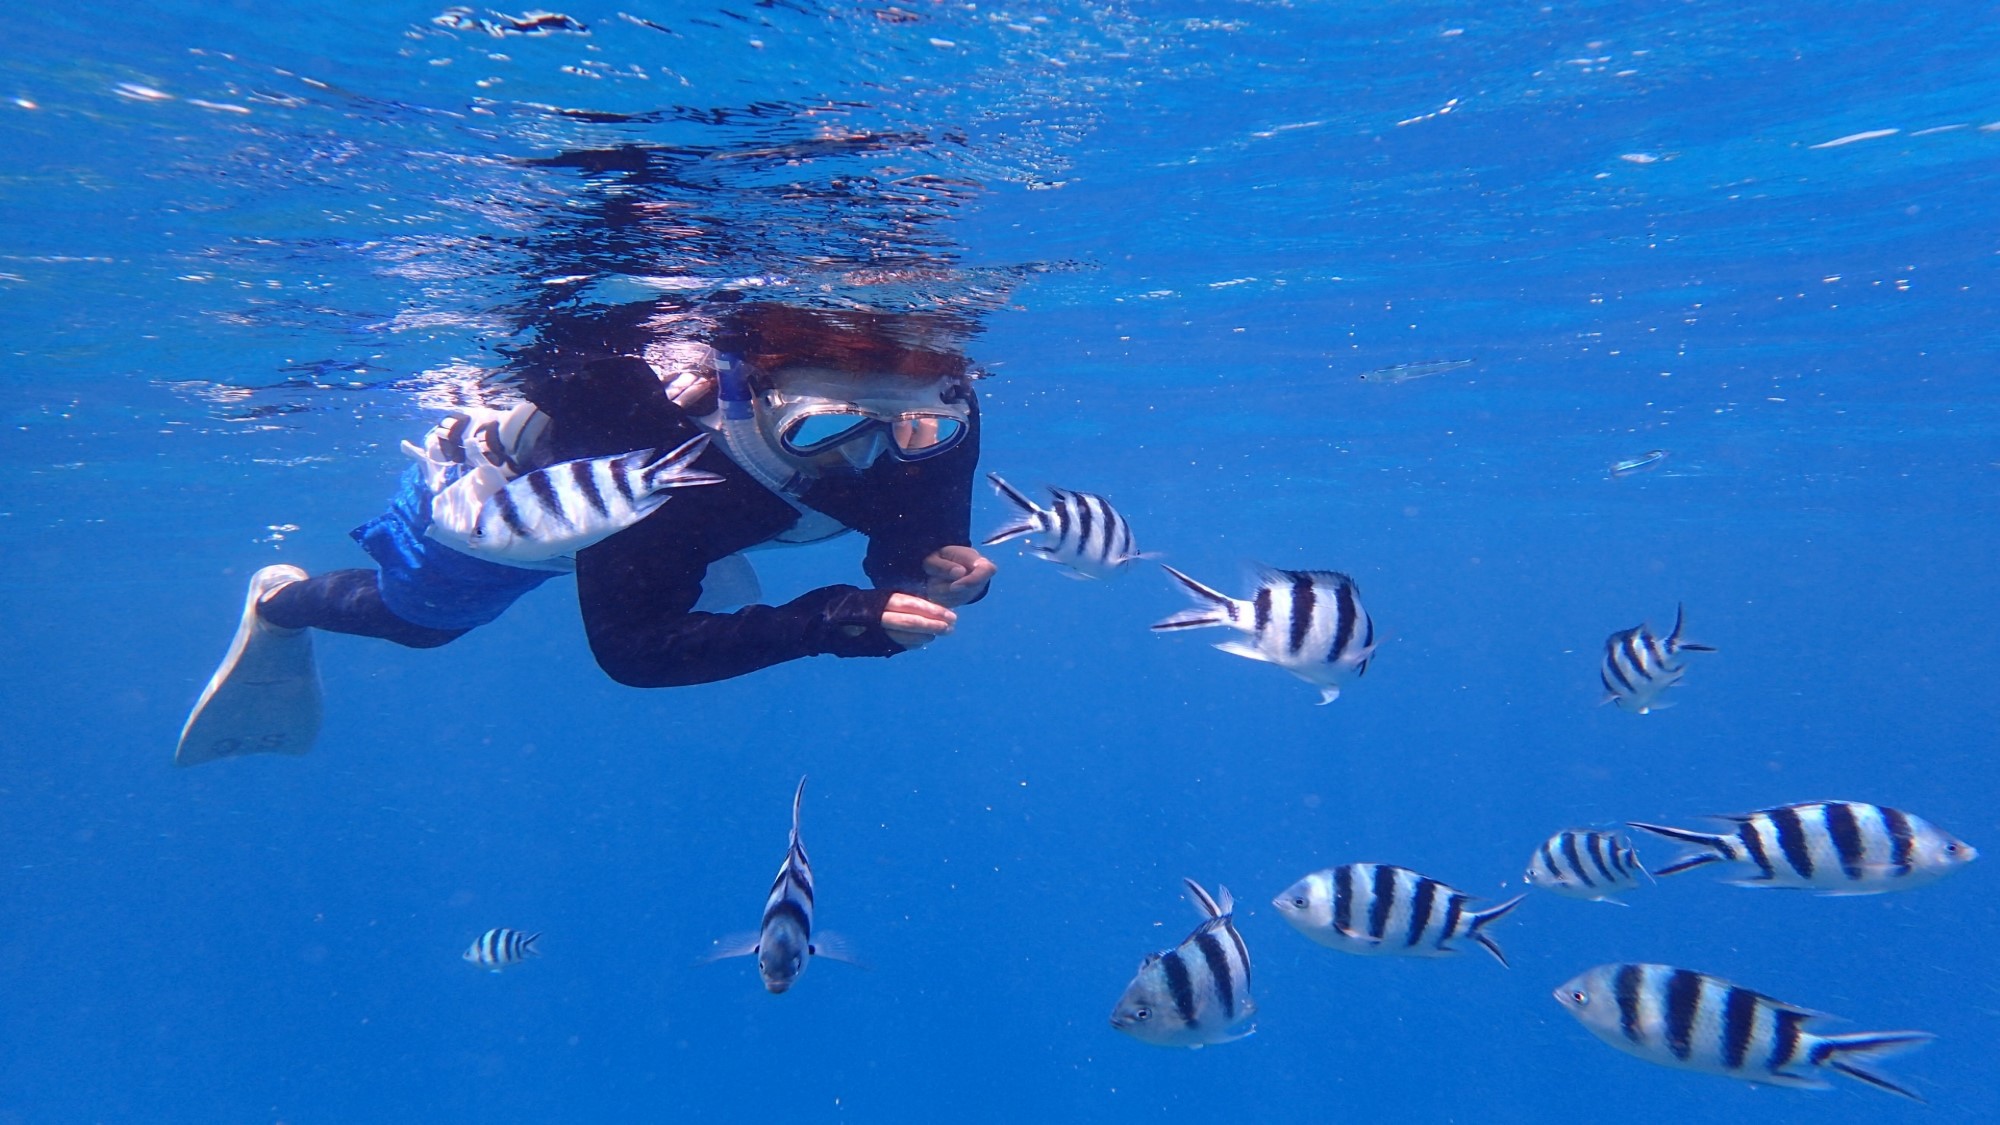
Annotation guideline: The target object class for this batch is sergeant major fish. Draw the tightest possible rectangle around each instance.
[1153,565,1377,704]
[1555,963,1933,1101]
[1526,829,1648,903]
[430,433,723,563]
[1110,879,1256,1048]
[1600,604,1715,713]
[463,927,539,972]
[1630,801,1976,895]
[983,473,1152,579]
[1272,864,1525,966]
[704,776,856,993]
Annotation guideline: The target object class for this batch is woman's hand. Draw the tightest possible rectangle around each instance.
[880,593,956,649]
[921,545,997,608]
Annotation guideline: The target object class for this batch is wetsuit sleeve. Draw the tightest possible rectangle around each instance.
[575,520,905,688]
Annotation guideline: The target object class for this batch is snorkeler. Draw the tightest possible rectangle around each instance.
[176,302,997,765]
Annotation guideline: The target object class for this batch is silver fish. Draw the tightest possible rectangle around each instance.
[1272,864,1524,966]
[1556,963,1932,1101]
[1600,604,1715,713]
[463,927,539,972]
[1610,449,1669,476]
[983,473,1151,579]
[1110,879,1256,1049]
[705,777,855,993]
[1526,829,1648,903]
[1630,801,1976,895]
[433,433,723,563]
[1357,359,1472,384]
[1153,565,1377,704]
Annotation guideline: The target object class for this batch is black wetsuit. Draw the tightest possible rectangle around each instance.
[263,317,979,687]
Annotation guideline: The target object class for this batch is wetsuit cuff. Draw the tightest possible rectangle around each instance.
[804,585,903,658]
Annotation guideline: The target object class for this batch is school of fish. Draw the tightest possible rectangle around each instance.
[447,465,1974,1103]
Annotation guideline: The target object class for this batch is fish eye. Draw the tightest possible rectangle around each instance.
[1570,991,1589,1005]
[1291,896,1308,908]
[1944,843,1961,855]
[1133,1007,1151,1021]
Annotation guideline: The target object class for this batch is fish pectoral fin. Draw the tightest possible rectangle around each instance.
[808,931,867,969]
[1212,640,1273,663]
[1334,926,1379,945]
[698,932,762,965]
[1315,685,1342,705]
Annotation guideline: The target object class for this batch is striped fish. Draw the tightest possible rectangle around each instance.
[462,927,539,972]
[1600,604,1716,713]
[983,473,1151,579]
[1556,963,1933,1101]
[1153,565,1377,704]
[432,433,723,563]
[705,777,856,993]
[1526,829,1649,903]
[1110,879,1256,1049]
[1271,864,1524,966]
[1630,801,1976,895]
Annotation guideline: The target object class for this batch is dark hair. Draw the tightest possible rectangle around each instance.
[719,303,971,387]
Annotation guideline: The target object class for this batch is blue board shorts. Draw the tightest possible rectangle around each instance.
[352,464,562,632]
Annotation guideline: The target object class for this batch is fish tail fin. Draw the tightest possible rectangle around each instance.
[981,473,1043,544]
[1629,820,1737,875]
[523,932,542,956]
[639,433,724,493]
[1152,566,1241,631]
[1810,1031,1935,1102]
[790,775,807,845]
[1467,895,1525,967]
[1669,603,1717,653]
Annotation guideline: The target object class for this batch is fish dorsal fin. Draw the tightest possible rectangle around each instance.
[789,775,807,845]
[1182,878,1230,919]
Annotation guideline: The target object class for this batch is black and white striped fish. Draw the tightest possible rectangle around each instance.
[433,434,723,563]
[1526,829,1649,903]
[983,473,1151,579]
[1153,566,1377,704]
[1631,801,1977,895]
[1271,864,1524,966]
[462,927,539,972]
[1556,963,1933,1101]
[705,777,856,993]
[1600,604,1716,713]
[1110,879,1256,1049]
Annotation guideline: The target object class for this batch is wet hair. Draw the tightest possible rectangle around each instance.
[718,303,971,390]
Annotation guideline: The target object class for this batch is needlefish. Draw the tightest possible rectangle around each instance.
[983,473,1154,579]
[704,777,857,993]
[1610,449,1669,476]
[1555,963,1933,1101]
[1154,565,1377,704]
[1110,879,1256,1048]
[429,433,723,563]
[1357,359,1472,383]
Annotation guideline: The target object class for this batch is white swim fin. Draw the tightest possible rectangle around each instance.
[175,565,322,766]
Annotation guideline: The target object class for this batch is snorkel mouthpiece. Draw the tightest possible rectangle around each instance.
[715,351,754,421]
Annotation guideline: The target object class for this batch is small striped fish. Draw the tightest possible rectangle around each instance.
[434,433,723,563]
[1526,829,1648,903]
[1600,604,1715,713]
[1110,879,1256,1049]
[1631,801,1976,895]
[1153,565,1377,704]
[462,927,539,972]
[1556,963,1933,1101]
[705,777,856,993]
[1272,864,1525,966]
[983,473,1151,579]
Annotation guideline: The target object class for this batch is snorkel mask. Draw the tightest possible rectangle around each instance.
[753,365,971,471]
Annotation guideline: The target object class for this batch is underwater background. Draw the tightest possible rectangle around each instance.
[3,0,1997,1120]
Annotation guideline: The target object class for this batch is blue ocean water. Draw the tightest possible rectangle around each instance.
[4,0,1998,1120]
